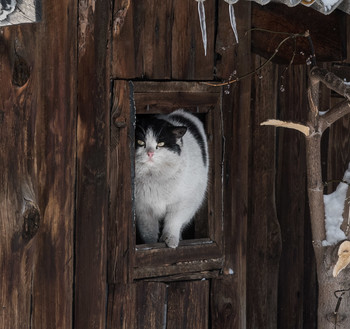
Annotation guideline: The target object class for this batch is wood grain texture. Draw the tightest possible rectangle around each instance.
[0,26,39,329]
[136,282,167,329]
[211,2,251,329]
[109,80,134,284]
[275,65,308,329]
[215,0,241,80]
[247,55,282,329]
[107,284,136,329]
[252,2,346,64]
[0,0,77,327]
[112,0,215,80]
[167,280,209,329]
[75,0,111,327]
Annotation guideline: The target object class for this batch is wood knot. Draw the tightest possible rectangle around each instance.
[12,53,31,87]
[22,201,40,241]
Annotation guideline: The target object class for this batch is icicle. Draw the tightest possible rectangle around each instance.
[225,0,239,44]
[196,0,207,56]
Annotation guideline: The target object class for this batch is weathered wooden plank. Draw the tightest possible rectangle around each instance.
[1,0,77,327]
[75,0,111,327]
[107,284,136,329]
[171,0,215,80]
[141,270,220,282]
[108,80,135,284]
[247,55,281,329]
[252,2,346,64]
[275,65,308,329]
[0,27,40,329]
[215,0,240,79]
[133,258,223,281]
[134,93,219,113]
[112,0,172,79]
[136,282,167,329]
[135,239,222,268]
[211,2,251,329]
[167,280,209,329]
[133,81,221,114]
[133,81,221,94]
[112,0,214,80]
[211,277,238,329]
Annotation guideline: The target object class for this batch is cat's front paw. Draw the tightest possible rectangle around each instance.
[160,232,179,248]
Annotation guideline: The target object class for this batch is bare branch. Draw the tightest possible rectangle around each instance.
[260,119,310,136]
[319,100,350,132]
[310,67,350,100]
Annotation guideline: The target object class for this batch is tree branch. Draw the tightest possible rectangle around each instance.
[260,119,310,136]
[310,67,350,101]
[319,100,350,132]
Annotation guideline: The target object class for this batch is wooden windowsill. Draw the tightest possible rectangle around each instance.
[133,239,223,280]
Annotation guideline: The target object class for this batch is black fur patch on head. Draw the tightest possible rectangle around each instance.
[169,114,207,166]
[136,115,186,155]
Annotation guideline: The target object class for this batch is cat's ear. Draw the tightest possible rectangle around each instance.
[172,126,187,139]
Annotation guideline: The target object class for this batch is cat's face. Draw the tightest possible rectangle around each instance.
[135,116,187,170]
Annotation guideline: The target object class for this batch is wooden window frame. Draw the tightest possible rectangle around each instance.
[132,81,224,280]
[109,80,224,283]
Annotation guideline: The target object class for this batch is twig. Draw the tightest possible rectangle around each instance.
[204,30,311,87]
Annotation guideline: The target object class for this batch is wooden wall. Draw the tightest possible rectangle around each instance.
[0,0,349,328]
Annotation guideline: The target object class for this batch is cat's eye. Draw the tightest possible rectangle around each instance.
[157,142,165,147]
[137,140,145,146]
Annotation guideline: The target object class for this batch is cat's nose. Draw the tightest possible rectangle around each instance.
[147,151,154,158]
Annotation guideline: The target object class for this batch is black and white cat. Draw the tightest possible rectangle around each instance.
[135,109,209,248]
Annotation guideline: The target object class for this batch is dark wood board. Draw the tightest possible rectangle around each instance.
[167,280,209,329]
[211,1,251,328]
[252,2,346,64]
[247,55,282,329]
[75,0,111,327]
[108,80,135,284]
[275,64,309,329]
[107,283,136,329]
[0,0,77,327]
[136,282,167,329]
[112,0,215,80]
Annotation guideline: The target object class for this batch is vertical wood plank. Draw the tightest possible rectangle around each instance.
[275,65,308,329]
[171,0,215,80]
[211,2,251,329]
[136,282,167,329]
[1,0,77,327]
[75,0,111,328]
[167,280,209,329]
[112,0,172,79]
[107,284,136,329]
[215,0,239,79]
[112,0,215,80]
[108,80,134,284]
[0,27,40,329]
[34,0,77,324]
[247,55,282,329]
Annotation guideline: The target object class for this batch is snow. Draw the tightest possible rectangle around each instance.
[321,0,340,11]
[322,163,350,246]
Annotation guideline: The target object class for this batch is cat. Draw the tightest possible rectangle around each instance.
[135,109,209,248]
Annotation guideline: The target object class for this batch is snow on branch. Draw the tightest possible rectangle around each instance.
[322,163,350,246]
